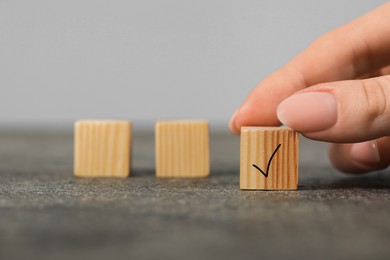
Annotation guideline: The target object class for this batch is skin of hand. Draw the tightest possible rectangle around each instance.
[229,2,390,174]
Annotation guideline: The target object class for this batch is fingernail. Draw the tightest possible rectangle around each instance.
[229,109,239,132]
[277,92,337,132]
[350,140,381,166]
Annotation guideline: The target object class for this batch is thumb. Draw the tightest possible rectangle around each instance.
[276,75,390,143]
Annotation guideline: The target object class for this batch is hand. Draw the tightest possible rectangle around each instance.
[229,3,390,173]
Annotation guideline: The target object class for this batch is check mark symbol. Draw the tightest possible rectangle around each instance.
[252,144,281,178]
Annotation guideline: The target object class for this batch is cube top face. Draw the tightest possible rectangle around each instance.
[240,127,299,190]
[75,119,130,127]
[155,120,209,178]
[156,120,209,127]
[74,120,131,178]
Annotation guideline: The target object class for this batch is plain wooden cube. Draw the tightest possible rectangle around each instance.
[155,120,210,178]
[74,120,131,178]
[240,127,299,190]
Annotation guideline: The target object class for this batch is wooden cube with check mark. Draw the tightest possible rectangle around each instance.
[240,127,299,190]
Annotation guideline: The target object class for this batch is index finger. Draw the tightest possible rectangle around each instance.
[230,2,390,134]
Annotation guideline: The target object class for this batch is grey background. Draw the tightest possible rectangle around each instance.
[0,0,387,127]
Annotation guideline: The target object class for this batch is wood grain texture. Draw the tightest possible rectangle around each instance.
[74,120,131,178]
[156,120,209,178]
[240,127,299,190]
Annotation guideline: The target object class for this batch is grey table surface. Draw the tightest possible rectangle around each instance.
[1,129,390,260]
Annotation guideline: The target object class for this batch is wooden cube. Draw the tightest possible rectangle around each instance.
[240,127,299,190]
[155,120,209,178]
[74,120,131,178]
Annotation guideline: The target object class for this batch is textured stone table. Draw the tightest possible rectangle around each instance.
[1,129,390,260]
